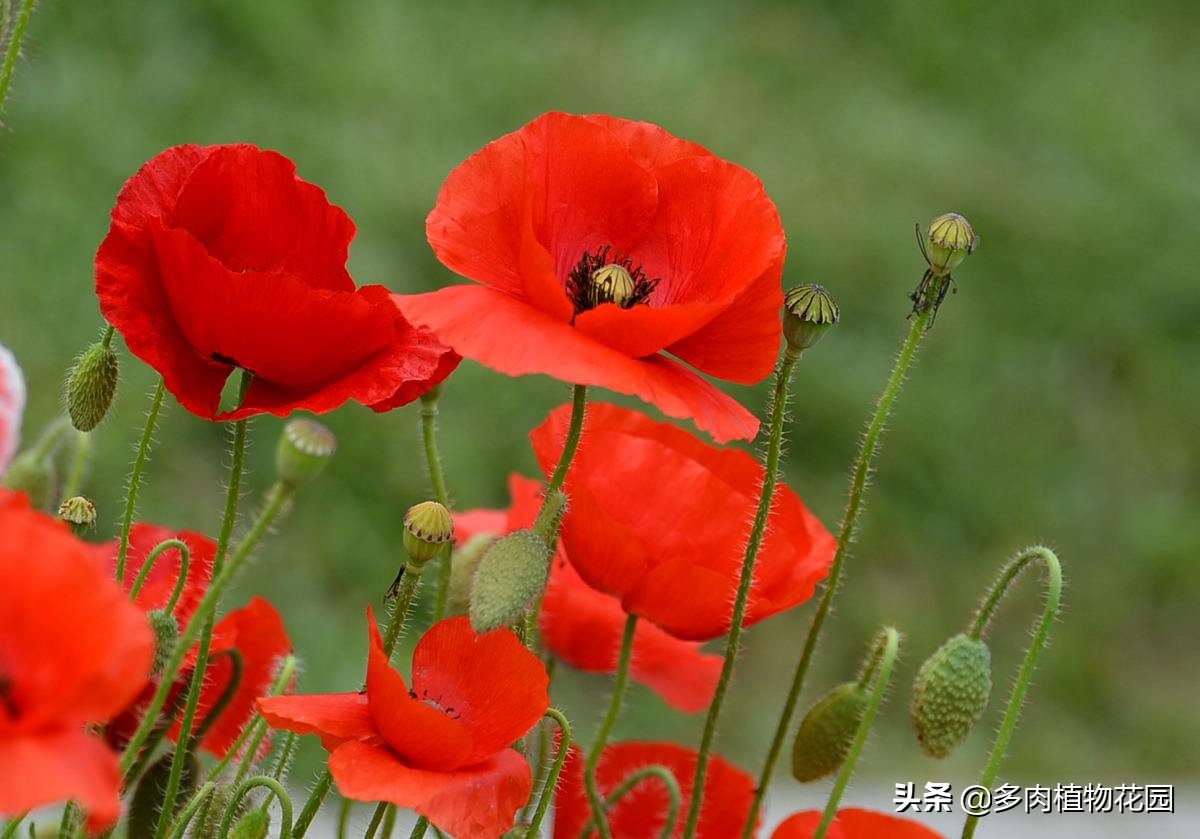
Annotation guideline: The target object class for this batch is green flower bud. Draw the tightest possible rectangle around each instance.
[469,529,552,633]
[128,750,199,838]
[65,341,119,432]
[229,808,271,839]
[926,212,978,276]
[275,418,337,489]
[2,450,57,509]
[148,609,180,678]
[446,532,499,617]
[911,633,992,758]
[402,500,454,568]
[783,284,840,352]
[57,495,96,528]
[791,681,869,782]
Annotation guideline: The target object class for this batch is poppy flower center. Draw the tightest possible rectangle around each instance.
[408,687,462,721]
[0,673,18,719]
[566,246,659,317]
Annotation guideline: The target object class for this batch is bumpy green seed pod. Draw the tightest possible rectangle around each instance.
[148,609,180,678]
[911,632,992,758]
[783,284,840,353]
[229,808,271,839]
[128,750,199,838]
[2,450,57,509]
[402,501,454,568]
[65,341,119,432]
[446,532,499,617]
[469,529,552,633]
[275,418,337,489]
[791,681,869,782]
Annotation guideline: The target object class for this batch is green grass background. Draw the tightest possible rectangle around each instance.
[2,0,1197,787]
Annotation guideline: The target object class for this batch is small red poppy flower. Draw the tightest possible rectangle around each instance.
[554,741,757,839]
[0,342,24,476]
[0,489,154,831]
[258,610,548,838]
[771,809,945,839]
[531,402,836,641]
[95,143,459,420]
[398,111,787,443]
[455,474,721,713]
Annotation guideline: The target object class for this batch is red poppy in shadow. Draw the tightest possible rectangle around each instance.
[96,143,458,420]
[398,112,787,443]
[554,741,757,839]
[455,474,721,713]
[0,489,153,831]
[259,610,548,838]
[531,402,836,641]
[771,809,945,839]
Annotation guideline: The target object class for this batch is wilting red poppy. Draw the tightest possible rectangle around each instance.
[259,610,548,838]
[0,489,153,831]
[531,402,836,641]
[0,342,24,476]
[554,741,757,839]
[399,111,786,443]
[771,809,945,839]
[455,474,721,713]
[96,143,458,420]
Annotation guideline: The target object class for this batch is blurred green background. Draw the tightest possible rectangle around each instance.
[2,0,1197,793]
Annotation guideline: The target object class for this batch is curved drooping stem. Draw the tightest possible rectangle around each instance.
[216,776,293,839]
[525,708,573,837]
[127,538,191,614]
[961,546,1062,839]
[576,765,681,839]
[165,781,216,839]
[741,307,933,837]
[584,614,637,839]
[116,379,166,584]
[683,347,802,838]
[812,628,901,839]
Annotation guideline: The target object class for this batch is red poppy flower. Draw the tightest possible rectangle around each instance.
[531,402,836,641]
[0,489,153,831]
[771,809,945,839]
[95,143,458,420]
[258,610,548,838]
[554,741,757,839]
[0,342,24,476]
[397,111,786,443]
[455,474,721,713]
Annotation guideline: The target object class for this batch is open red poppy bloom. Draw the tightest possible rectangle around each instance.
[0,489,153,831]
[0,343,23,476]
[531,402,837,641]
[554,741,757,839]
[259,610,548,838]
[96,143,458,420]
[455,474,721,713]
[398,111,786,443]
[771,809,945,839]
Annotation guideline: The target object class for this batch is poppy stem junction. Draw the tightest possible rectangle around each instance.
[115,379,166,584]
[812,628,901,839]
[961,546,1062,839]
[585,613,638,839]
[684,346,803,839]
[525,708,573,837]
[740,305,935,837]
[420,387,456,622]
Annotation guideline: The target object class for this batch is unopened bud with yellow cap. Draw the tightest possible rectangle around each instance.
[783,284,840,353]
[925,212,978,277]
[402,500,454,569]
[275,418,336,489]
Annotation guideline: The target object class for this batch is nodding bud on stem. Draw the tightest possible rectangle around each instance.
[275,418,337,489]
[229,809,271,839]
[469,529,552,633]
[58,496,96,529]
[2,451,57,509]
[446,532,499,617]
[402,500,454,568]
[783,284,840,353]
[911,633,992,758]
[926,212,978,277]
[791,681,869,782]
[65,341,119,432]
[148,609,180,677]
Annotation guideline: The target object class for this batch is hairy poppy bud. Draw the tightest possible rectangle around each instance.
[911,633,992,758]
[783,284,840,353]
[2,450,57,509]
[791,681,869,782]
[402,500,454,568]
[65,340,119,432]
[275,418,337,489]
[148,609,180,677]
[926,212,978,277]
[128,750,199,838]
[446,532,499,617]
[229,809,271,839]
[469,529,552,633]
[58,495,96,529]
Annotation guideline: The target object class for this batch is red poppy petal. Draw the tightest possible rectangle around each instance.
[583,115,711,168]
[411,617,549,765]
[771,809,945,839]
[452,509,508,544]
[330,741,532,839]
[572,300,727,360]
[0,343,26,476]
[110,144,210,227]
[397,286,758,443]
[0,730,123,831]
[622,560,737,641]
[171,144,356,291]
[256,694,374,751]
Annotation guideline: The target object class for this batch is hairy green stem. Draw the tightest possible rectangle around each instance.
[584,614,637,839]
[813,628,901,839]
[961,547,1062,839]
[165,782,215,839]
[741,308,932,837]
[217,776,293,839]
[363,804,388,839]
[525,708,573,837]
[684,348,801,838]
[576,765,681,839]
[338,799,353,839]
[407,817,429,839]
[546,384,587,497]
[0,0,36,115]
[127,538,191,613]
[116,379,166,584]
[419,390,456,621]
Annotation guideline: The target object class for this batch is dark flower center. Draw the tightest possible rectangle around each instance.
[408,686,462,721]
[565,246,659,317]
[0,673,18,719]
